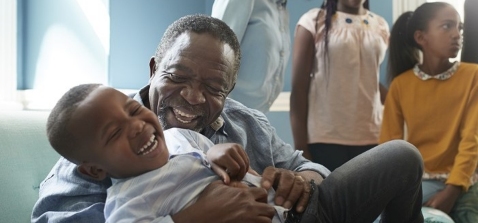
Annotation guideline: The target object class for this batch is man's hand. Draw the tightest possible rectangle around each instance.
[172,180,275,223]
[207,143,250,184]
[424,184,462,213]
[261,167,318,213]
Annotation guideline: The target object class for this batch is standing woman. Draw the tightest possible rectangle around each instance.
[381,2,478,222]
[290,0,389,171]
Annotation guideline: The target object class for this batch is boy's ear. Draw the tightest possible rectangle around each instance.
[77,163,108,181]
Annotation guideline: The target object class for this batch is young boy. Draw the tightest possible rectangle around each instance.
[46,84,310,222]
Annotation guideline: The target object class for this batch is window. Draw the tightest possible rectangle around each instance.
[0,0,21,110]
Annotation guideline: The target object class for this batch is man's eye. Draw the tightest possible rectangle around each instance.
[206,85,226,97]
[166,72,186,82]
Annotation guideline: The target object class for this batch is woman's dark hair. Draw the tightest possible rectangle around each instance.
[387,2,451,83]
[315,0,369,79]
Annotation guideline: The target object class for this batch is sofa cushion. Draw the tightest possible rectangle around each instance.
[0,110,60,223]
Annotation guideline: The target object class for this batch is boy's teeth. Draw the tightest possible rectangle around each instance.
[141,140,158,155]
[137,135,156,155]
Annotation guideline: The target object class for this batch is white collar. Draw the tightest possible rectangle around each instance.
[413,62,459,81]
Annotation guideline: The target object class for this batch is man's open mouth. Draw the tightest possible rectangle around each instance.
[173,108,198,124]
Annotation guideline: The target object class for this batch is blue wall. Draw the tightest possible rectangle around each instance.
[109,0,208,88]
[20,0,393,91]
[19,0,393,144]
[108,0,393,91]
[371,0,393,85]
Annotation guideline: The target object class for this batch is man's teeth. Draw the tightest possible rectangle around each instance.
[173,108,197,124]
[177,118,191,124]
[137,135,158,155]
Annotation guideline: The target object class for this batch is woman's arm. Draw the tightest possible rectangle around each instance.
[290,25,315,159]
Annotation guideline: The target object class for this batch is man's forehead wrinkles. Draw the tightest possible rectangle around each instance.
[163,53,230,74]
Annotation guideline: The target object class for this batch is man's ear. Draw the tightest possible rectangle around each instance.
[77,163,108,181]
[227,83,235,96]
[414,30,426,48]
[149,57,156,78]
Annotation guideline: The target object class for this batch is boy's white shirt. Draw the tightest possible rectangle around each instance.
[105,128,287,223]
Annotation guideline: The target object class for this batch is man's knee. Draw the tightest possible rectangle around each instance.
[382,140,423,172]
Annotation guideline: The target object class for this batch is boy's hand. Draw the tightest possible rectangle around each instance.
[207,143,250,184]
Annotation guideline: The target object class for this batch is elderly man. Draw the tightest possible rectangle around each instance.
[32,14,424,223]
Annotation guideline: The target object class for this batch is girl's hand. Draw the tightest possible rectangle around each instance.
[424,184,462,213]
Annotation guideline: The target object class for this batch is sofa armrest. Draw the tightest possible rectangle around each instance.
[0,111,60,223]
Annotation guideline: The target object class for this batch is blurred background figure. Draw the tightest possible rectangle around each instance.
[290,0,389,171]
[461,0,478,63]
[212,0,290,113]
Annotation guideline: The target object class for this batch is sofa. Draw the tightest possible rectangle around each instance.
[0,110,60,223]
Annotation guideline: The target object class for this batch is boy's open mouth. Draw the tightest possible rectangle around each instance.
[137,134,158,155]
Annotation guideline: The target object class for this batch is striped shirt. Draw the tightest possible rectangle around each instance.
[105,128,287,223]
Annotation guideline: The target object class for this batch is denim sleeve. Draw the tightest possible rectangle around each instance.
[254,112,331,178]
[218,102,331,178]
[31,157,111,223]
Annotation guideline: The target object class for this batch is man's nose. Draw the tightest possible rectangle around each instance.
[180,86,206,105]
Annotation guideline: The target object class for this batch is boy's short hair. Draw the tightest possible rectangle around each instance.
[47,83,102,163]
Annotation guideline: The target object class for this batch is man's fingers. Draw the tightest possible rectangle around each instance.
[261,166,279,190]
[274,170,295,206]
[247,187,276,221]
[255,203,277,221]
[292,176,310,212]
[249,187,269,203]
[276,175,309,210]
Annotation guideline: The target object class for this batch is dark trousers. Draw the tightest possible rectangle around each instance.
[301,140,424,223]
[309,143,377,171]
